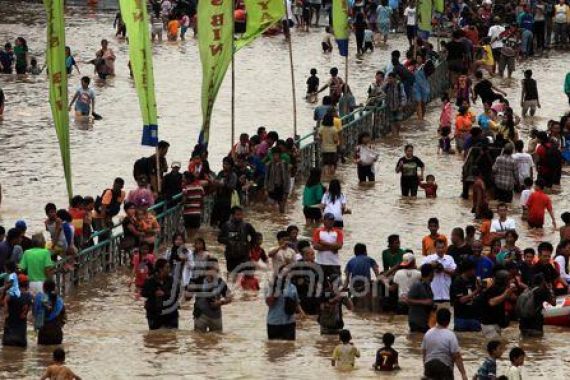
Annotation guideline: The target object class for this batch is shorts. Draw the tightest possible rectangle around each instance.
[310,3,321,12]
[424,360,454,380]
[363,41,374,52]
[16,65,27,75]
[303,206,322,221]
[321,41,332,52]
[183,214,201,229]
[528,219,544,229]
[321,152,337,166]
[454,318,482,332]
[406,25,417,40]
[492,48,501,63]
[357,164,375,182]
[499,55,515,74]
[267,323,296,340]
[418,29,430,41]
[522,99,538,114]
[495,187,513,203]
[388,110,402,122]
[194,314,223,332]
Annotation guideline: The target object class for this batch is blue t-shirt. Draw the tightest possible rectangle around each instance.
[469,255,494,279]
[345,255,378,280]
[314,105,332,121]
[477,113,490,131]
[74,87,95,114]
[7,272,20,298]
[266,282,299,325]
[389,0,399,10]
[66,55,76,74]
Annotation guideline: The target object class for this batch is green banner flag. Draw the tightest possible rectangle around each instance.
[434,0,444,13]
[418,0,433,32]
[198,0,234,145]
[119,0,159,146]
[332,0,349,56]
[235,0,285,50]
[43,0,72,200]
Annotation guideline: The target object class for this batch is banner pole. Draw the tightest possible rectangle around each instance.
[231,0,236,149]
[284,0,298,137]
[155,146,162,195]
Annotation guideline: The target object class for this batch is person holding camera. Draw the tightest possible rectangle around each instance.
[424,239,457,310]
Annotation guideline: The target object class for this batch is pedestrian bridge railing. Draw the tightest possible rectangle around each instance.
[54,60,449,295]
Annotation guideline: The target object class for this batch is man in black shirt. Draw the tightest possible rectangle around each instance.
[473,70,507,105]
[451,261,481,332]
[447,227,472,268]
[533,242,569,294]
[444,30,468,74]
[289,241,323,315]
[479,270,516,339]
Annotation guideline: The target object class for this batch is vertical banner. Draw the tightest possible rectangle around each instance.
[418,0,433,33]
[198,0,234,145]
[119,0,159,146]
[43,0,73,200]
[235,0,285,50]
[434,0,444,13]
[332,0,350,56]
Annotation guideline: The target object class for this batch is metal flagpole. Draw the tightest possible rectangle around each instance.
[284,0,298,137]
[231,0,236,149]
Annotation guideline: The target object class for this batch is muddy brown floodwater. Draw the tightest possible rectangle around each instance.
[1,2,570,379]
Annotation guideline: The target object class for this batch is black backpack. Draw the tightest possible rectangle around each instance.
[94,189,122,217]
[133,156,152,181]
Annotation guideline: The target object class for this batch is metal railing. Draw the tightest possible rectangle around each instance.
[53,194,184,295]
[54,61,450,295]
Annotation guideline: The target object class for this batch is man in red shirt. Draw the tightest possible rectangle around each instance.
[526,179,557,229]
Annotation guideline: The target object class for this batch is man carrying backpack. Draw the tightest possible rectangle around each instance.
[517,273,555,337]
[92,177,126,239]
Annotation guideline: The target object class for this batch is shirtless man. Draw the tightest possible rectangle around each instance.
[41,348,82,380]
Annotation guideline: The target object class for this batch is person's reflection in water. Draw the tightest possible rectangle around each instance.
[264,340,296,364]
[142,329,180,355]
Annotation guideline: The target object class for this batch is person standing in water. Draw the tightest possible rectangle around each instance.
[68,76,96,118]
[96,39,116,76]
[396,144,425,198]
[40,348,82,380]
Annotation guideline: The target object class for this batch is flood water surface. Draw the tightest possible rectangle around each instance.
[1,2,570,379]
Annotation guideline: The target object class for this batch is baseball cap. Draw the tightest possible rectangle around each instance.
[400,253,415,267]
[171,161,181,168]
[15,220,27,230]
[323,213,335,220]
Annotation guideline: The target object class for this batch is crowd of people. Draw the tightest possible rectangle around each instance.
[4,0,570,378]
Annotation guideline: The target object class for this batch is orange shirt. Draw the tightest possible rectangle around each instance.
[455,114,472,137]
[168,20,179,36]
[480,219,492,246]
[422,233,448,256]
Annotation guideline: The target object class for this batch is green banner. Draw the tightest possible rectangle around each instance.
[418,0,433,32]
[119,0,159,146]
[434,0,444,13]
[235,0,285,50]
[43,0,72,200]
[198,0,234,145]
[332,0,349,40]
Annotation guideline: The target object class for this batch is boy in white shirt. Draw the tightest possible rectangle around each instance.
[403,1,417,48]
[519,178,533,220]
[268,230,296,274]
[505,346,525,380]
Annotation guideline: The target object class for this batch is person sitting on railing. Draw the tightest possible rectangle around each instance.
[121,202,142,252]
[161,162,183,205]
[130,242,156,298]
[92,177,126,238]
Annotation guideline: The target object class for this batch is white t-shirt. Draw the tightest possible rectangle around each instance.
[555,255,570,282]
[314,228,343,266]
[404,7,417,26]
[488,25,505,49]
[393,268,421,299]
[511,152,533,184]
[270,247,296,274]
[321,193,347,222]
[424,254,456,301]
[505,365,523,380]
[520,189,532,207]
[490,217,516,233]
